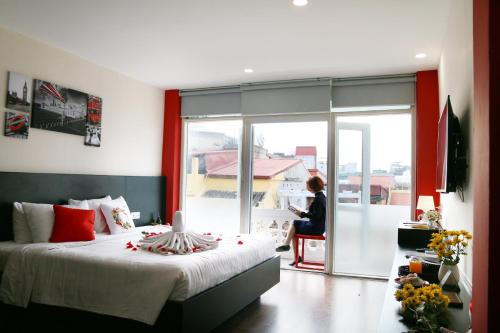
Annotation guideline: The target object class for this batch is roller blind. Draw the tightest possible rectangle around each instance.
[240,79,332,115]
[332,75,416,108]
[180,75,415,117]
[180,87,241,117]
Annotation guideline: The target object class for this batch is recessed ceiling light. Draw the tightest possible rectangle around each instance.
[244,68,254,73]
[415,53,427,59]
[293,0,308,7]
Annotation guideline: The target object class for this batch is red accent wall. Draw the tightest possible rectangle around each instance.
[473,0,499,331]
[415,70,440,219]
[162,90,182,225]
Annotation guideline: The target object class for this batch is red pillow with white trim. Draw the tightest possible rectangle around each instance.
[50,205,95,243]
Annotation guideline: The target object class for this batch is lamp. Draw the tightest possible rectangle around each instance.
[417,195,439,228]
[417,195,435,212]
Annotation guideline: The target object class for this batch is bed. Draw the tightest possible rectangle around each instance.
[0,172,280,332]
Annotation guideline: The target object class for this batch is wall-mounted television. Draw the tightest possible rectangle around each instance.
[436,96,466,193]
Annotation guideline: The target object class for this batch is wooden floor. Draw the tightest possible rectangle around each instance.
[213,270,387,333]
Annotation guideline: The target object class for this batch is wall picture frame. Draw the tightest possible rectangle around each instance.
[84,95,102,147]
[6,71,32,113]
[4,111,29,139]
[31,79,87,136]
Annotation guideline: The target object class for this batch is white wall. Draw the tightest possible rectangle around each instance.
[437,0,473,284]
[0,27,164,176]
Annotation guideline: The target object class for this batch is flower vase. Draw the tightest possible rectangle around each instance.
[438,263,460,286]
[421,216,436,229]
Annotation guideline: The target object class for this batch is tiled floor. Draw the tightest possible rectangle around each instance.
[213,269,388,333]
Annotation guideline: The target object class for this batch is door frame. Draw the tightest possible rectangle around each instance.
[240,113,331,238]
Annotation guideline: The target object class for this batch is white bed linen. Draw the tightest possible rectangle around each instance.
[0,241,24,271]
[0,226,275,325]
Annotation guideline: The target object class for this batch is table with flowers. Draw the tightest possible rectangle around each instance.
[377,246,472,332]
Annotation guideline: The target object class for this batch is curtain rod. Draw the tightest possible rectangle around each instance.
[180,73,416,94]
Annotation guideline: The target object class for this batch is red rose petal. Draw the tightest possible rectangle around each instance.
[132,248,137,252]
[237,240,244,245]
[216,237,222,241]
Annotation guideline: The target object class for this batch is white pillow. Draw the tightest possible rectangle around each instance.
[69,195,111,233]
[63,201,90,210]
[13,202,32,243]
[100,196,135,235]
[22,202,55,243]
[21,201,90,243]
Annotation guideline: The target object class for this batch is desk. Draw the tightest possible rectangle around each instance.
[377,247,471,332]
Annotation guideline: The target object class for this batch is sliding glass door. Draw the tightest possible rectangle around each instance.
[332,112,413,277]
[180,111,413,277]
[242,115,329,269]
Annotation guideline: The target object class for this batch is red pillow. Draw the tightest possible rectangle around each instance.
[50,205,96,242]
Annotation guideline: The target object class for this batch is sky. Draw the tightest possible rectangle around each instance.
[8,72,32,102]
[189,113,412,172]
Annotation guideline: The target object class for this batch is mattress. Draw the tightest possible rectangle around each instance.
[0,226,276,325]
[0,233,112,271]
[0,241,23,272]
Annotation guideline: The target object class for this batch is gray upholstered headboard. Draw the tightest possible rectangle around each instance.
[0,172,166,241]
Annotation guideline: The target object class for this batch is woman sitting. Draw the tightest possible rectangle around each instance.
[276,176,326,266]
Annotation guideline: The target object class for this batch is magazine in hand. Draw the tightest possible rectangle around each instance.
[288,203,304,216]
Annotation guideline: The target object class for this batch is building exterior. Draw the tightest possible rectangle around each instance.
[295,146,317,170]
[187,153,310,209]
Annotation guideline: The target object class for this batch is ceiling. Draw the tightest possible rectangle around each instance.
[0,0,452,89]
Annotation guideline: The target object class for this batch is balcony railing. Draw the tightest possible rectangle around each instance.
[251,208,325,262]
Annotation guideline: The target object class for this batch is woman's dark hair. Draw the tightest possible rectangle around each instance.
[306,176,325,192]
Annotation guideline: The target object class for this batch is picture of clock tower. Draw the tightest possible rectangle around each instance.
[6,72,32,113]
[23,81,28,103]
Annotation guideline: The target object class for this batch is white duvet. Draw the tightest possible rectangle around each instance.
[0,226,275,325]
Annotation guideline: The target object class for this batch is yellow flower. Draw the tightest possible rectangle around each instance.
[395,289,404,301]
[403,283,414,292]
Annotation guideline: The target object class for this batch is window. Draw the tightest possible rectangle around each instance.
[182,120,242,234]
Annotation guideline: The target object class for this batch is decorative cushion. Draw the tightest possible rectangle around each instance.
[50,205,95,243]
[12,202,32,243]
[100,197,135,234]
[69,195,111,233]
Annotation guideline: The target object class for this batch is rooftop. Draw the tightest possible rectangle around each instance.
[296,146,317,156]
[209,159,302,179]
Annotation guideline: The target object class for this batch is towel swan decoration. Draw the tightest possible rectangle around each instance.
[138,211,218,255]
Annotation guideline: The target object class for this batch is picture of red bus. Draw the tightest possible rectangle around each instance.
[87,96,102,124]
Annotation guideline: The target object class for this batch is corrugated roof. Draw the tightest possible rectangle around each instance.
[296,146,317,156]
[209,159,302,179]
[389,191,411,205]
[308,169,327,183]
[348,175,396,189]
[191,150,239,173]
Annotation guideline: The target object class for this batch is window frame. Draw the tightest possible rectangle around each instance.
[180,116,244,232]
[180,108,415,276]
